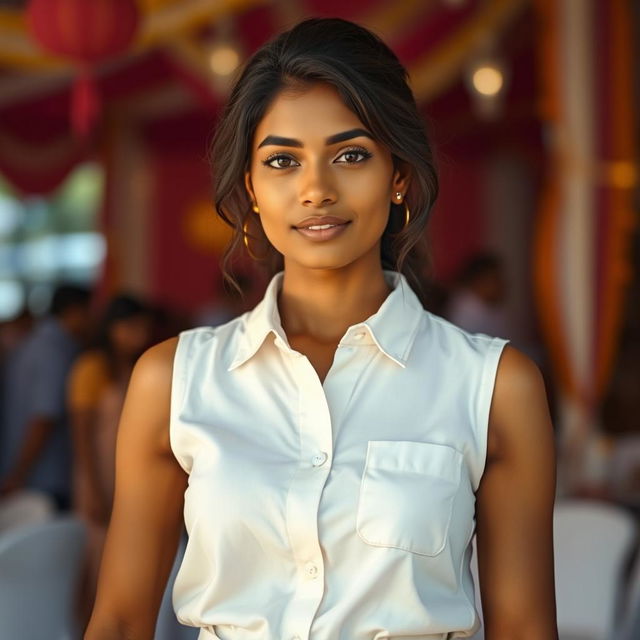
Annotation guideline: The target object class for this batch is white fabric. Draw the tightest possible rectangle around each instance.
[170,270,509,640]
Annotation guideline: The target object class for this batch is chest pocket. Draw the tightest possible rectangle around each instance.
[356,440,463,556]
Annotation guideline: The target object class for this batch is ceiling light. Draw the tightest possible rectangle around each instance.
[471,65,504,96]
[209,44,241,77]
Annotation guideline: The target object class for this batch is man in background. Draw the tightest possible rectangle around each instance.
[446,252,509,338]
[0,285,92,512]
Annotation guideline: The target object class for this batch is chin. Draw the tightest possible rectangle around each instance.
[285,251,358,272]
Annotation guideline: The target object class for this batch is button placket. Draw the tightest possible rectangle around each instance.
[282,354,333,640]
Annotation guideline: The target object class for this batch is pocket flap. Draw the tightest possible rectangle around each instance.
[365,440,462,483]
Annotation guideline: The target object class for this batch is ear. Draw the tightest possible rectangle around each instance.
[244,171,258,212]
[390,161,412,204]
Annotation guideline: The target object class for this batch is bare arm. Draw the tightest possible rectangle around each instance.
[71,408,111,524]
[85,337,187,640]
[475,346,558,640]
[0,415,55,494]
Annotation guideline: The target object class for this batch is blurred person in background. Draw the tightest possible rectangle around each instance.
[194,270,261,328]
[68,294,154,629]
[446,251,509,338]
[0,285,92,513]
[0,307,34,361]
[0,308,35,461]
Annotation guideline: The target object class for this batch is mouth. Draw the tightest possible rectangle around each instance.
[292,219,351,241]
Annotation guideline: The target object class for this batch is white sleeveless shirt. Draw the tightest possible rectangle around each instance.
[170,270,509,640]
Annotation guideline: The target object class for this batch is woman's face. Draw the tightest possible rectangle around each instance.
[245,82,409,272]
[109,314,152,357]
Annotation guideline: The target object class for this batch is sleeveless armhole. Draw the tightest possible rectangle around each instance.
[169,330,195,474]
[473,337,510,492]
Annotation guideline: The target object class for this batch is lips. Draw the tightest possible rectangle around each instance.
[292,216,351,242]
[293,215,350,230]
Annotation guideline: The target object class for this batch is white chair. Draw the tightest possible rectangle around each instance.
[0,489,56,534]
[553,500,637,640]
[0,516,87,640]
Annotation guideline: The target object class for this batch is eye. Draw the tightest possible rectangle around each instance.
[262,154,300,170]
[335,146,373,164]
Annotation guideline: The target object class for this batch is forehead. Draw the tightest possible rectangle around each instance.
[253,83,366,145]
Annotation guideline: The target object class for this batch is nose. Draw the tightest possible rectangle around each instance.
[299,161,338,208]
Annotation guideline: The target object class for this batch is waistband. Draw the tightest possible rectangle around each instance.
[197,630,452,640]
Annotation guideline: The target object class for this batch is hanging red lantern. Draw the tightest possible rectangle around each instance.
[26,0,140,137]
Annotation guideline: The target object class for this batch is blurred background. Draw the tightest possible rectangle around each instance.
[0,0,638,639]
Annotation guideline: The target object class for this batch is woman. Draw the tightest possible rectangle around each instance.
[69,294,153,628]
[86,18,558,640]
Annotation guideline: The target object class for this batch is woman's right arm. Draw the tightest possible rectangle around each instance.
[84,337,188,640]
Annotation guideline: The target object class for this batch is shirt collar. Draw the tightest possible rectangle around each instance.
[228,270,424,371]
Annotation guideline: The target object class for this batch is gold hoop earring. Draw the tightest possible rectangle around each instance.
[252,203,260,214]
[242,219,266,261]
[403,202,410,228]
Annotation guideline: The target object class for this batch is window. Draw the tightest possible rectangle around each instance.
[0,163,105,320]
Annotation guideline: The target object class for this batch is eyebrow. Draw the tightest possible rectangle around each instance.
[256,128,374,149]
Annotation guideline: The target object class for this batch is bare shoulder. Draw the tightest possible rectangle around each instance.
[123,336,180,455]
[488,343,554,462]
[134,336,179,382]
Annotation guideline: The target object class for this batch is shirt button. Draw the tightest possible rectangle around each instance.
[354,331,366,340]
[311,451,328,467]
[305,562,319,578]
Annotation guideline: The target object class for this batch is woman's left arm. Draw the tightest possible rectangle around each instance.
[475,345,559,640]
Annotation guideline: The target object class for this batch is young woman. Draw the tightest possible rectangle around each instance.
[86,17,558,640]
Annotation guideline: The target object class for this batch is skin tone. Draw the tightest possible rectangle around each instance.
[244,83,410,382]
[85,82,557,639]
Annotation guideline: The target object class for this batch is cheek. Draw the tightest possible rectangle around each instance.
[339,173,391,225]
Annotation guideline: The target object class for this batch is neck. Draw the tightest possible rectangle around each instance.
[278,258,392,345]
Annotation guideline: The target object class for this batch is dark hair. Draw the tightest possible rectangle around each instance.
[210,17,438,298]
[456,252,503,286]
[95,294,151,378]
[50,284,91,316]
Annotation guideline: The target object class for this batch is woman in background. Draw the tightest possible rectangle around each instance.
[68,295,153,629]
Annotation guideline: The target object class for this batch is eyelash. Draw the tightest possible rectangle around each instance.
[261,146,373,170]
